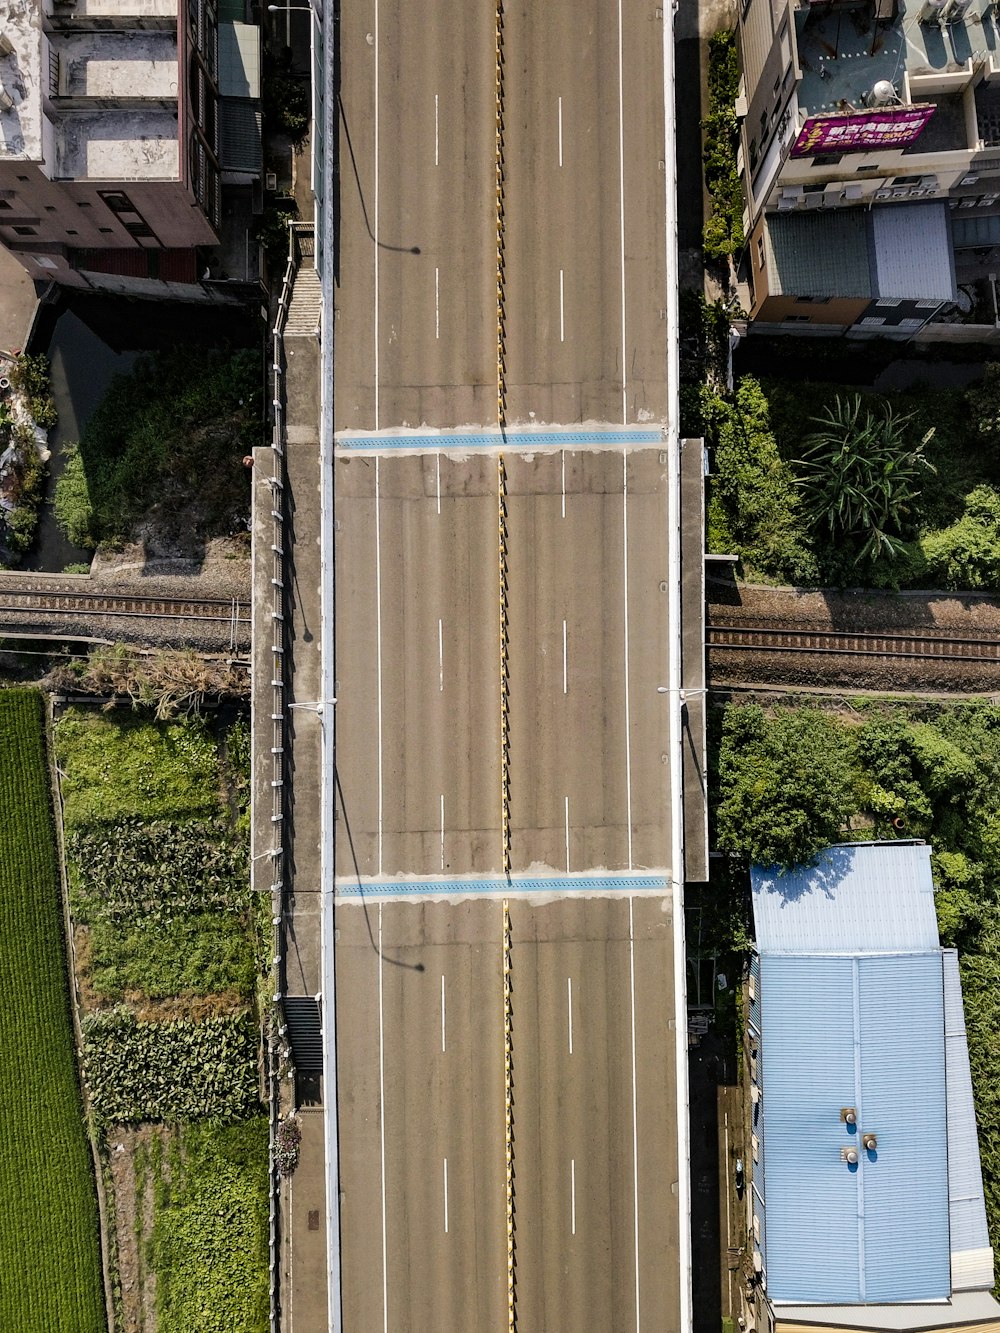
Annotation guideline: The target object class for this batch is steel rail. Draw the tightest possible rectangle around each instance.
[707,625,1000,662]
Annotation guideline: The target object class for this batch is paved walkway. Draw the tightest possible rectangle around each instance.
[0,245,39,353]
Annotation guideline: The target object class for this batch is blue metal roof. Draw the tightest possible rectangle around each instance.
[943,949,993,1286]
[759,951,951,1303]
[751,842,938,955]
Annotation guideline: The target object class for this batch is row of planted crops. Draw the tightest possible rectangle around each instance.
[2,688,268,1333]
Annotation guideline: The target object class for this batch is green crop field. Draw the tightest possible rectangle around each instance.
[0,690,106,1332]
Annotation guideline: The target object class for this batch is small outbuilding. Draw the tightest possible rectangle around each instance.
[744,841,1000,1333]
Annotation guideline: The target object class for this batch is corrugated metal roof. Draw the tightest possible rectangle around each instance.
[872,202,956,302]
[760,952,951,1304]
[220,100,261,175]
[751,842,938,955]
[943,948,994,1288]
[765,209,873,298]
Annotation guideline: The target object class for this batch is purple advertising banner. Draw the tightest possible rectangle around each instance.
[790,106,935,158]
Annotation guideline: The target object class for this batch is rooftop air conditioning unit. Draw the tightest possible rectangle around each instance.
[874,188,892,199]
[843,183,864,199]
[777,195,795,210]
[962,173,980,184]
[781,185,804,199]
[920,174,939,187]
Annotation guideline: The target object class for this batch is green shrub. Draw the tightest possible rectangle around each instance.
[716,703,857,866]
[82,1008,259,1123]
[9,353,57,429]
[709,378,818,582]
[53,445,94,549]
[0,690,106,1332]
[68,819,245,923]
[920,486,1000,591]
[701,31,745,259]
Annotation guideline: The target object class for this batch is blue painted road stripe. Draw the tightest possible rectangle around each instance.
[335,873,668,899]
[335,428,664,451]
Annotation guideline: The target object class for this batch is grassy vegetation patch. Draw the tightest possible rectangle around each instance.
[0,690,106,1332]
[151,1120,269,1333]
[53,347,259,551]
[702,30,745,261]
[56,709,220,828]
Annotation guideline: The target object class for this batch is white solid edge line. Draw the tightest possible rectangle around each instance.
[435,91,439,166]
[435,265,440,340]
[662,0,693,1324]
[440,792,445,871]
[571,1156,576,1235]
[617,0,627,423]
[443,1157,449,1233]
[374,0,380,431]
[563,618,568,695]
[560,268,565,343]
[375,456,384,875]
[558,94,563,167]
[438,617,444,691]
[379,902,388,1333]
[622,452,633,871]
[441,973,446,1053]
[318,1,342,1321]
[567,973,573,1054]
[629,896,641,1331]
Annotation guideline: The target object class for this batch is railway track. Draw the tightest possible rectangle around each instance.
[0,590,249,624]
[707,624,1000,664]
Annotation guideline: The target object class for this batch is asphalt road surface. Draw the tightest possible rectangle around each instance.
[331,0,681,1326]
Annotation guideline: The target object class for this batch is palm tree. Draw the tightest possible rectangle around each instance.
[795,394,935,566]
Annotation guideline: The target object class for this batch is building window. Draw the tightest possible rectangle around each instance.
[65,229,77,236]
[811,154,842,166]
[76,201,92,209]
[125,220,154,238]
[876,298,901,307]
[99,191,136,215]
[893,175,921,185]
[784,313,812,322]
[795,295,831,303]
[44,205,55,212]
[33,255,57,269]
[16,175,28,182]
[13,226,35,236]
[856,165,881,173]
[0,201,10,211]
[803,181,825,193]
[99,227,112,234]
[860,316,886,326]
[756,236,765,268]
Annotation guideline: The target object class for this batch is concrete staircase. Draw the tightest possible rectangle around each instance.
[285,264,321,338]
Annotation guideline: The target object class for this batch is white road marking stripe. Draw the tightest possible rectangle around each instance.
[435,266,440,340]
[629,896,640,1331]
[376,456,384,875]
[441,974,446,1052]
[561,448,566,518]
[440,793,445,871]
[435,92,439,166]
[567,973,573,1054]
[565,795,571,874]
[571,1157,576,1234]
[436,451,441,514]
[563,619,568,695]
[379,902,388,1333]
[622,452,633,870]
[617,0,627,423]
[374,0,380,430]
[438,617,444,691]
[558,95,564,167]
[443,1157,449,1232]
[559,268,565,343]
